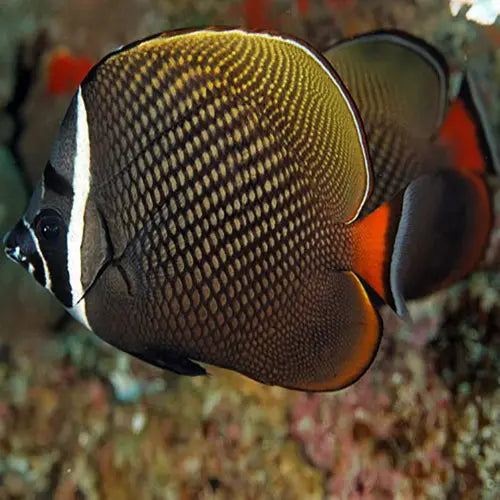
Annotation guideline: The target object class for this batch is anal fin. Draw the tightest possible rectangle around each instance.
[280,270,382,392]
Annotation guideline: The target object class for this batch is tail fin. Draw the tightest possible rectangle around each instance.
[351,169,492,316]
[439,73,499,175]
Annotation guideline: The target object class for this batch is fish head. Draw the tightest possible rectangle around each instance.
[3,89,109,325]
[4,92,80,309]
[3,165,75,308]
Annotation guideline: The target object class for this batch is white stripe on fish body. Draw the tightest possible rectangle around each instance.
[69,300,91,330]
[67,86,91,330]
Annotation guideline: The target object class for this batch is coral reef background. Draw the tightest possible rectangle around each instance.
[0,1,499,498]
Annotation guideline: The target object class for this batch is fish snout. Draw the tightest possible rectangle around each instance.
[3,221,30,266]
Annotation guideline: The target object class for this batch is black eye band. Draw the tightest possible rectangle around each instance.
[30,209,72,307]
[44,162,73,197]
[30,251,47,287]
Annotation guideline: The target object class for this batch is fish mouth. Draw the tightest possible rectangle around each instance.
[3,229,28,267]
[3,220,49,290]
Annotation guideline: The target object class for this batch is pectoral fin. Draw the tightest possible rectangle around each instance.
[128,347,207,376]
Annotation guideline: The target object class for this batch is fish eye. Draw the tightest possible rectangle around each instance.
[35,209,63,244]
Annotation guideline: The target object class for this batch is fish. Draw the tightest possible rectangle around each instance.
[243,0,272,30]
[323,29,498,304]
[46,48,94,96]
[2,28,496,391]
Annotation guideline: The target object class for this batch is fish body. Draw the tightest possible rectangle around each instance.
[3,29,496,391]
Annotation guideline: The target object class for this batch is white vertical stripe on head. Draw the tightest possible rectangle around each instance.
[23,217,52,289]
[67,87,91,330]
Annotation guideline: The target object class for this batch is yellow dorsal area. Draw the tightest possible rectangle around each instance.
[100,29,371,224]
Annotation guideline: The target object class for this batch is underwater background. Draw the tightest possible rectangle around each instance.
[0,0,499,498]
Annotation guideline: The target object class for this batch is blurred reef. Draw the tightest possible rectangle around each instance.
[0,0,499,498]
